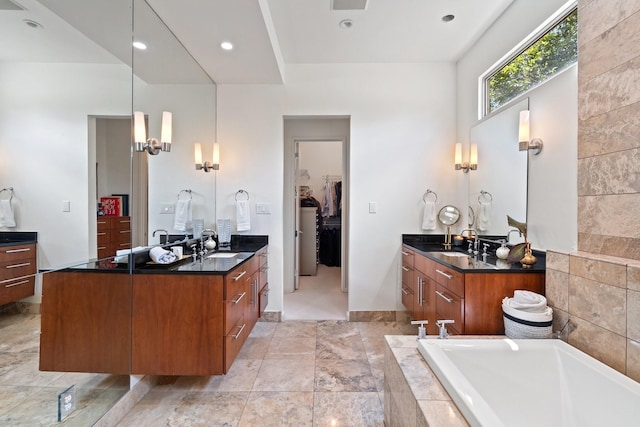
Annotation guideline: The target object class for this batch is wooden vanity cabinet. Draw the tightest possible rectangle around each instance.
[402,246,545,335]
[257,247,269,315]
[0,243,36,306]
[97,216,131,259]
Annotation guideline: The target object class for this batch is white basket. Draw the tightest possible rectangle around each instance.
[502,295,553,339]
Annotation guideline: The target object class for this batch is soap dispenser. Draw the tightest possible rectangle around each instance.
[496,242,510,260]
[411,320,429,340]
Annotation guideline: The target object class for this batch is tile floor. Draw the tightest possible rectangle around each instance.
[118,320,417,426]
[0,312,129,426]
[284,265,347,320]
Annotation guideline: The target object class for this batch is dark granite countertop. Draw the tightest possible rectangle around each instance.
[0,231,38,247]
[402,234,545,273]
[64,235,268,275]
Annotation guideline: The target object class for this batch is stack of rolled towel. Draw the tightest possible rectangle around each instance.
[149,246,178,264]
[502,290,553,338]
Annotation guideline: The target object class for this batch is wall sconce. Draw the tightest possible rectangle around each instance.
[454,142,478,173]
[194,142,220,172]
[134,111,172,155]
[518,110,543,155]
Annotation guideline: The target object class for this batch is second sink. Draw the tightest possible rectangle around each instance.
[207,252,238,259]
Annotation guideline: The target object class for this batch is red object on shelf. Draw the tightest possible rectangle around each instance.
[100,197,123,217]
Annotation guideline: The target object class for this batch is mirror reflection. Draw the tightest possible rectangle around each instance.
[1,0,214,424]
[469,98,529,239]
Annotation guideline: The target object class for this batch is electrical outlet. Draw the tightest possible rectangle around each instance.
[256,202,271,214]
[62,200,70,212]
[160,203,174,214]
[58,385,76,422]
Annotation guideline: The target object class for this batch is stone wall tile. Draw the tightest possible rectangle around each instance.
[568,316,626,373]
[579,0,640,47]
[546,250,570,273]
[569,254,627,287]
[629,263,640,291]
[577,148,640,196]
[627,290,640,341]
[569,275,626,335]
[577,194,640,238]
[579,56,640,120]
[546,269,569,311]
[578,232,640,260]
[627,339,640,382]
[578,102,640,158]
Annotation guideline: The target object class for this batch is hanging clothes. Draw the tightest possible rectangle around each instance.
[321,176,342,218]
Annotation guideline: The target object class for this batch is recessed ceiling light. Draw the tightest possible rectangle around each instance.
[23,19,43,29]
[220,41,233,51]
[339,19,353,29]
[442,14,455,23]
[133,41,147,50]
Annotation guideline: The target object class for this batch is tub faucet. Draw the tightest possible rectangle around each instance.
[152,229,169,244]
[436,320,455,339]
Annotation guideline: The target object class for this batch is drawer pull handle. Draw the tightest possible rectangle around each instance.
[401,266,410,272]
[233,270,247,281]
[436,269,453,279]
[401,251,410,256]
[6,248,30,254]
[97,232,107,236]
[436,290,453,303]
[5,279,29,288]
[232,323,246,340]
[6,262,30,269]
[261,287,269,296]
[232,292,246,304]
[401,287,409,295]
[119,230,130,234]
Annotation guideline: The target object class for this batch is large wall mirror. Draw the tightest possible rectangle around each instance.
[469,98,529,239]
[0,0,214,424]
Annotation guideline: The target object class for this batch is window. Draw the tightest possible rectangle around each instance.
[481,4,577,117]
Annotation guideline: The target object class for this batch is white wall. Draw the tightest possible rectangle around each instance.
[219,62,457,313]
[0,62,131,269]
[299,141,342,200]
[456,0,577,252]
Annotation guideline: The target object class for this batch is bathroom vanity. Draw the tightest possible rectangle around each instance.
[402,234,545,335]
[39,236,268,376]
[0,232,37,306]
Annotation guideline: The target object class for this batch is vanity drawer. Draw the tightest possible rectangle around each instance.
[224,315,249,373]
[401,263,414,291]
[433,264,464,297]
[224,287,247,335]
[0,258,37,282]
[0,275,35,306]
[401,285,414,313]
[259,284,269,315]
[401,248,415,267]
[0,243,36,263]
[224,267,251,299]
[435,284,464,330]
[111,217,131,231]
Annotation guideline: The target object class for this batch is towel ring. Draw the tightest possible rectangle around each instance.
[177,189,192,200]
[235,189,250,201]
[478,190,493,203]
[423,189,437,203]
[0,187,14,201]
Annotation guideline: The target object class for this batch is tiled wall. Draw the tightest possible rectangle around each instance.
[545,0,640,381]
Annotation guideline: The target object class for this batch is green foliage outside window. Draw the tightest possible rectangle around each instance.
[487,9,578,114]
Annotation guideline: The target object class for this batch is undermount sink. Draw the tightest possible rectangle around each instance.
[431,251,469,258]
[206,252,238,259]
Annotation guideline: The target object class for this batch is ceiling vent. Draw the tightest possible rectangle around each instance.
[331,0,368,11]
[0,0,24,10]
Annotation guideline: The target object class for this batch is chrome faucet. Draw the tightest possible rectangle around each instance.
[152,229,169,244]
[507,228,522,243]
[436,320,455,339]
[460,228,478,254]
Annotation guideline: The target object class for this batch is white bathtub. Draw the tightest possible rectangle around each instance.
[417,338,640,427]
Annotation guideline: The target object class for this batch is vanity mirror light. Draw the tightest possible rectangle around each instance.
[469,98,529,241]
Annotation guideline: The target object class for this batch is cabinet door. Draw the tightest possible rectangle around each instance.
[435,284,463,335]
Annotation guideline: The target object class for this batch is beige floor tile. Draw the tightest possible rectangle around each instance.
[265,336,316,359]
[238,391,314,427]
[315,359,377,392]
[273,320,318,338]
[313,391,384,426]
[316,334,368,360]
[252,359,316,392]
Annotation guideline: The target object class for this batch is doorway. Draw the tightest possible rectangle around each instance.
[282,116,350,321]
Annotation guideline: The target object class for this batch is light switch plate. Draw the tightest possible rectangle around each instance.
[256,202,271,214]
[369,202,377,213]
[62,200,70,212]
[160,202,174,214]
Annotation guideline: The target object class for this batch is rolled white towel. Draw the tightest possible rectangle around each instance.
[149,246,178,264]
[503,297,553,322]
[507,290,548,312]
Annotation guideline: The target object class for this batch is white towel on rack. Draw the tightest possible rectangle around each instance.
[422,201,436,231]
[236,200,251,231]
[477,201,491,231]
[173,199,192,232]
[0,199,16,228]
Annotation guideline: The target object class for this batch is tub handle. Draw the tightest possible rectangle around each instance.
[436,290,453,303]
[435,269,453,279]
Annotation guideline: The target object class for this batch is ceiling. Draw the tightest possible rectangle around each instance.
[1,0,514,85]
